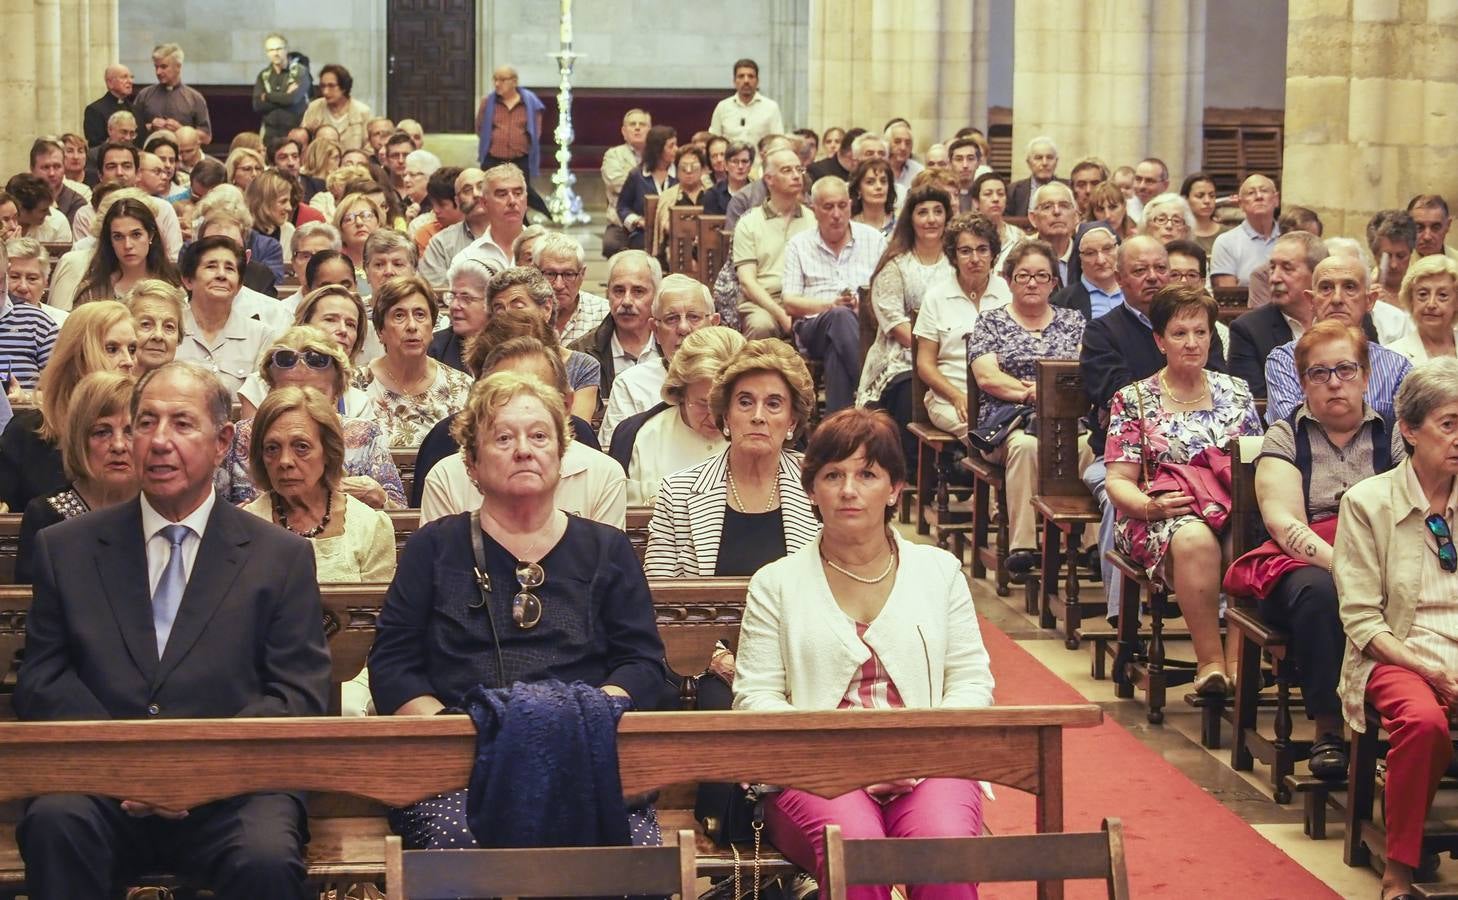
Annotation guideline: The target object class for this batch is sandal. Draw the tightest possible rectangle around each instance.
[1192,668,1229,696]
[1308,734,1348,781]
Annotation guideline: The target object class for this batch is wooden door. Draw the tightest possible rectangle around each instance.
[386,0,476,133]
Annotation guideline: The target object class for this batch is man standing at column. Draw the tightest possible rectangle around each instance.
[475,65,549,219]
[83,65,134,148]
[709,59,784,147]
[135,44,212,145]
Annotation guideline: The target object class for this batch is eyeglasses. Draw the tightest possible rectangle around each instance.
[1427,514,1458,573]
[269,348,334,370]
[955,245,993,258]
[1168,269,1203,283]
[540,268,582,282]
[656,312,706,328]
[340,210,378,225]
[1012,270,1053,285]
[1146,215,1183,228]
[441,290,485,305]
[1301,360,1362,384]
[512,560,546,628]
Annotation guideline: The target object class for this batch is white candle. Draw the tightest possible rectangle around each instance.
[560,0,573,45]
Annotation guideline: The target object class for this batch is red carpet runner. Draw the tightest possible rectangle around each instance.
[974,617,1341,899]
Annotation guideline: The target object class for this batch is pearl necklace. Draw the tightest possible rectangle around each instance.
[277,491,332,538]
[821,534,899,584]
[727,467,777,513]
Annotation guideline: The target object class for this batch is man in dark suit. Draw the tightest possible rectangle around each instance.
[1005,135,1067,218]
[570,250,662,401]
[14,361,330,900]
[1079,236,1228,618]
[83,64,135,147]
[1227,231,1326,398]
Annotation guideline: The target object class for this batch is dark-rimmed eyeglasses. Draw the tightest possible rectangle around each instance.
[512,561,545,629]
[269,348,334,370]
[1426,514,1457,573]
[1301,361,1362,384]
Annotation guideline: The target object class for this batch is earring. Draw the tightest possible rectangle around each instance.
[722,426,731,438]
[786,430,794,441]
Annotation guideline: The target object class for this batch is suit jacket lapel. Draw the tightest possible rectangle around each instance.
[96,500,160,683]
[154,503,248,686]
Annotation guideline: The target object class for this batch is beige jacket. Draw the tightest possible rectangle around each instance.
[1334,459,1440,731]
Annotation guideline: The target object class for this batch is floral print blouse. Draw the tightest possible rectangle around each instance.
[964,305,1085,428]
[352,361,473,449]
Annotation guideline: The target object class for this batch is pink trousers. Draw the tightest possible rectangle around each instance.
[1366,663,1455,867]
[764,778,984,900]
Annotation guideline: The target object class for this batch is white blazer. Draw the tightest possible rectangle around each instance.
[733,531,995,711]
[643,448,820,577]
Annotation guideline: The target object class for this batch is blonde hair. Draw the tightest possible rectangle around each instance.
[60,371,136,482]
[331,192,384,247]
[248,385,345,495]
[257,325,351,397]
[1398,252,1458,313]
[708,338,816,442]
[224,146,265,185]
[302,138,341,178]
[326,164,372,198]
[125,278,185,324]
[295,285,369,361]
[452,371,571,466]
[663,326,745,406]
[39,301,135,442]
[246,170,292,232]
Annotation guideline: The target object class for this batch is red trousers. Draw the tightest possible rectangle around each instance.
[1366,663,1455,867]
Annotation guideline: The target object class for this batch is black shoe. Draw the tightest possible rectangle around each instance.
[1079,546,1103,582]
[1006,549,1039,584]
[1308,734,1348,781]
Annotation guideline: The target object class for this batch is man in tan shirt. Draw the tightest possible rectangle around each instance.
[732,147,815,339]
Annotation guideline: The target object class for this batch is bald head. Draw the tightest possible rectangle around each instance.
[104,64,133,98]
[1116,235,1171,313]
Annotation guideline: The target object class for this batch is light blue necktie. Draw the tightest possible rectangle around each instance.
[151,524,190,658]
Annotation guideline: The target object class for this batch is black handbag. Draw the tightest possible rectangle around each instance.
[966,403,1034,455]
[692,666,766,846]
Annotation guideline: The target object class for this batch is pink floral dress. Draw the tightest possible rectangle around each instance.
[1106,371,1263,576]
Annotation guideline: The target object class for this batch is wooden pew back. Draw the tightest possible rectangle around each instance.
[697,215,727,289]
[1214,285,1249,323]
[1034,360,1092,501]
[0,515,20,585]
[644,195,661,258]
[391,448,418,502]
[626,505,652,563]
[668,205,702,279]
[1227,436,1266,561]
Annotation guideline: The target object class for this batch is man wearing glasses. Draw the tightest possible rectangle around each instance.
[1029,182,1078,288]
[419,167,509,284]
[533,232,608,346]
[252,33,310,142]
[1211,174,1282,287]
[597,274,719,448]
[1265,255,1412,424]
[1126,158,1169,223]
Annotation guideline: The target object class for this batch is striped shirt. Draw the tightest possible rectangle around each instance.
[0,297,58,389]
[781,222,888,320]
[1264,337,1411,425]
[838,620,905,710]
[558,291,611,346]
[1407,463,1458,674]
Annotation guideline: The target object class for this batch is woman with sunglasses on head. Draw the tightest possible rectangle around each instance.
[369,369,666,849]
[242,385,395,582]
[1242,321,1400,788]
[1334,356,1458,900]
[219,326,405,509]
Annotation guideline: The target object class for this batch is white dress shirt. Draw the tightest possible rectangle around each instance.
[598,358,668,448]
[139,488,217,597]
[709,92,785,147]
[419,442,627,529]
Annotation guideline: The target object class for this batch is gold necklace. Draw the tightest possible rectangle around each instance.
[727,467,777,513]
[1159,369,1209,404]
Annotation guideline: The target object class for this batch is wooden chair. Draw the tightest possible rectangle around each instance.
[959,359,1011,595]
[823,818,1130,900]
[857,286,914,525]
[1029,361,1102,649]
[1225,436,1310,798]
[385,831,698,898]
[1106,551,1202,725]
[1346,705,1458,879]
[391,448,418,502]
[907,328,971,552]
[668,205,702,279]
[0,585,26,719]
[644,194,661,258]
[387,509,418,562]
[698,214,727,290]
[1213,285,1249,324]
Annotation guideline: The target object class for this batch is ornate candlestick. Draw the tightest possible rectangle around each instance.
[545,0,589,225]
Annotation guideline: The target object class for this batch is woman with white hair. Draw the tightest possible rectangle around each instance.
[1139,192,1195,245]
[402,148,441,220]
[1389,253,1458,364]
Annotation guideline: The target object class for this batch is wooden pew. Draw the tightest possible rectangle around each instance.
[626,505,652,563]
[644,195,661,258]
[0,706,1102,900]
[668,205,702,279]
[391,448,418,502]
[0,516,20,586]
[697,215,728,290]
[386,509,418,562]
[1029,361,1102,649]
[1213,285,1249,323]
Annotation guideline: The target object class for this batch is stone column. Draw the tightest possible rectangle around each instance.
[0,2,41,177]
[1011,0,1206,180]
[807,0,990,154]
[1283,0,1458,237]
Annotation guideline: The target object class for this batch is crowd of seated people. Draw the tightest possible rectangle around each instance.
[4,42,1458,900]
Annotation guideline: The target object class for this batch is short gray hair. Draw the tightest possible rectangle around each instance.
[363,228,417,267]
[850,133,885,158]
[404,149,441,176]
[133,361,231,430]
[532,232,586,268]
[446,254,500,291]
[512,223,549,261]
[290,221,341,256]
[654,273,712,316]
[483,161,526,188]
[810,176,849,204]
[1273,230,1329,274]
[1325,236,1375,272]
[1030,181,1074,210]
[1397,357,1458,436]
[152,43,184,66]
[1140,193,1195,233]
[606,249,663,295]
[4,237,47,267]
[1026,136,1058,158]
[108,110,136,129]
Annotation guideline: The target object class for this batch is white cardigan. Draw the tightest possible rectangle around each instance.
[732,532,995,711]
